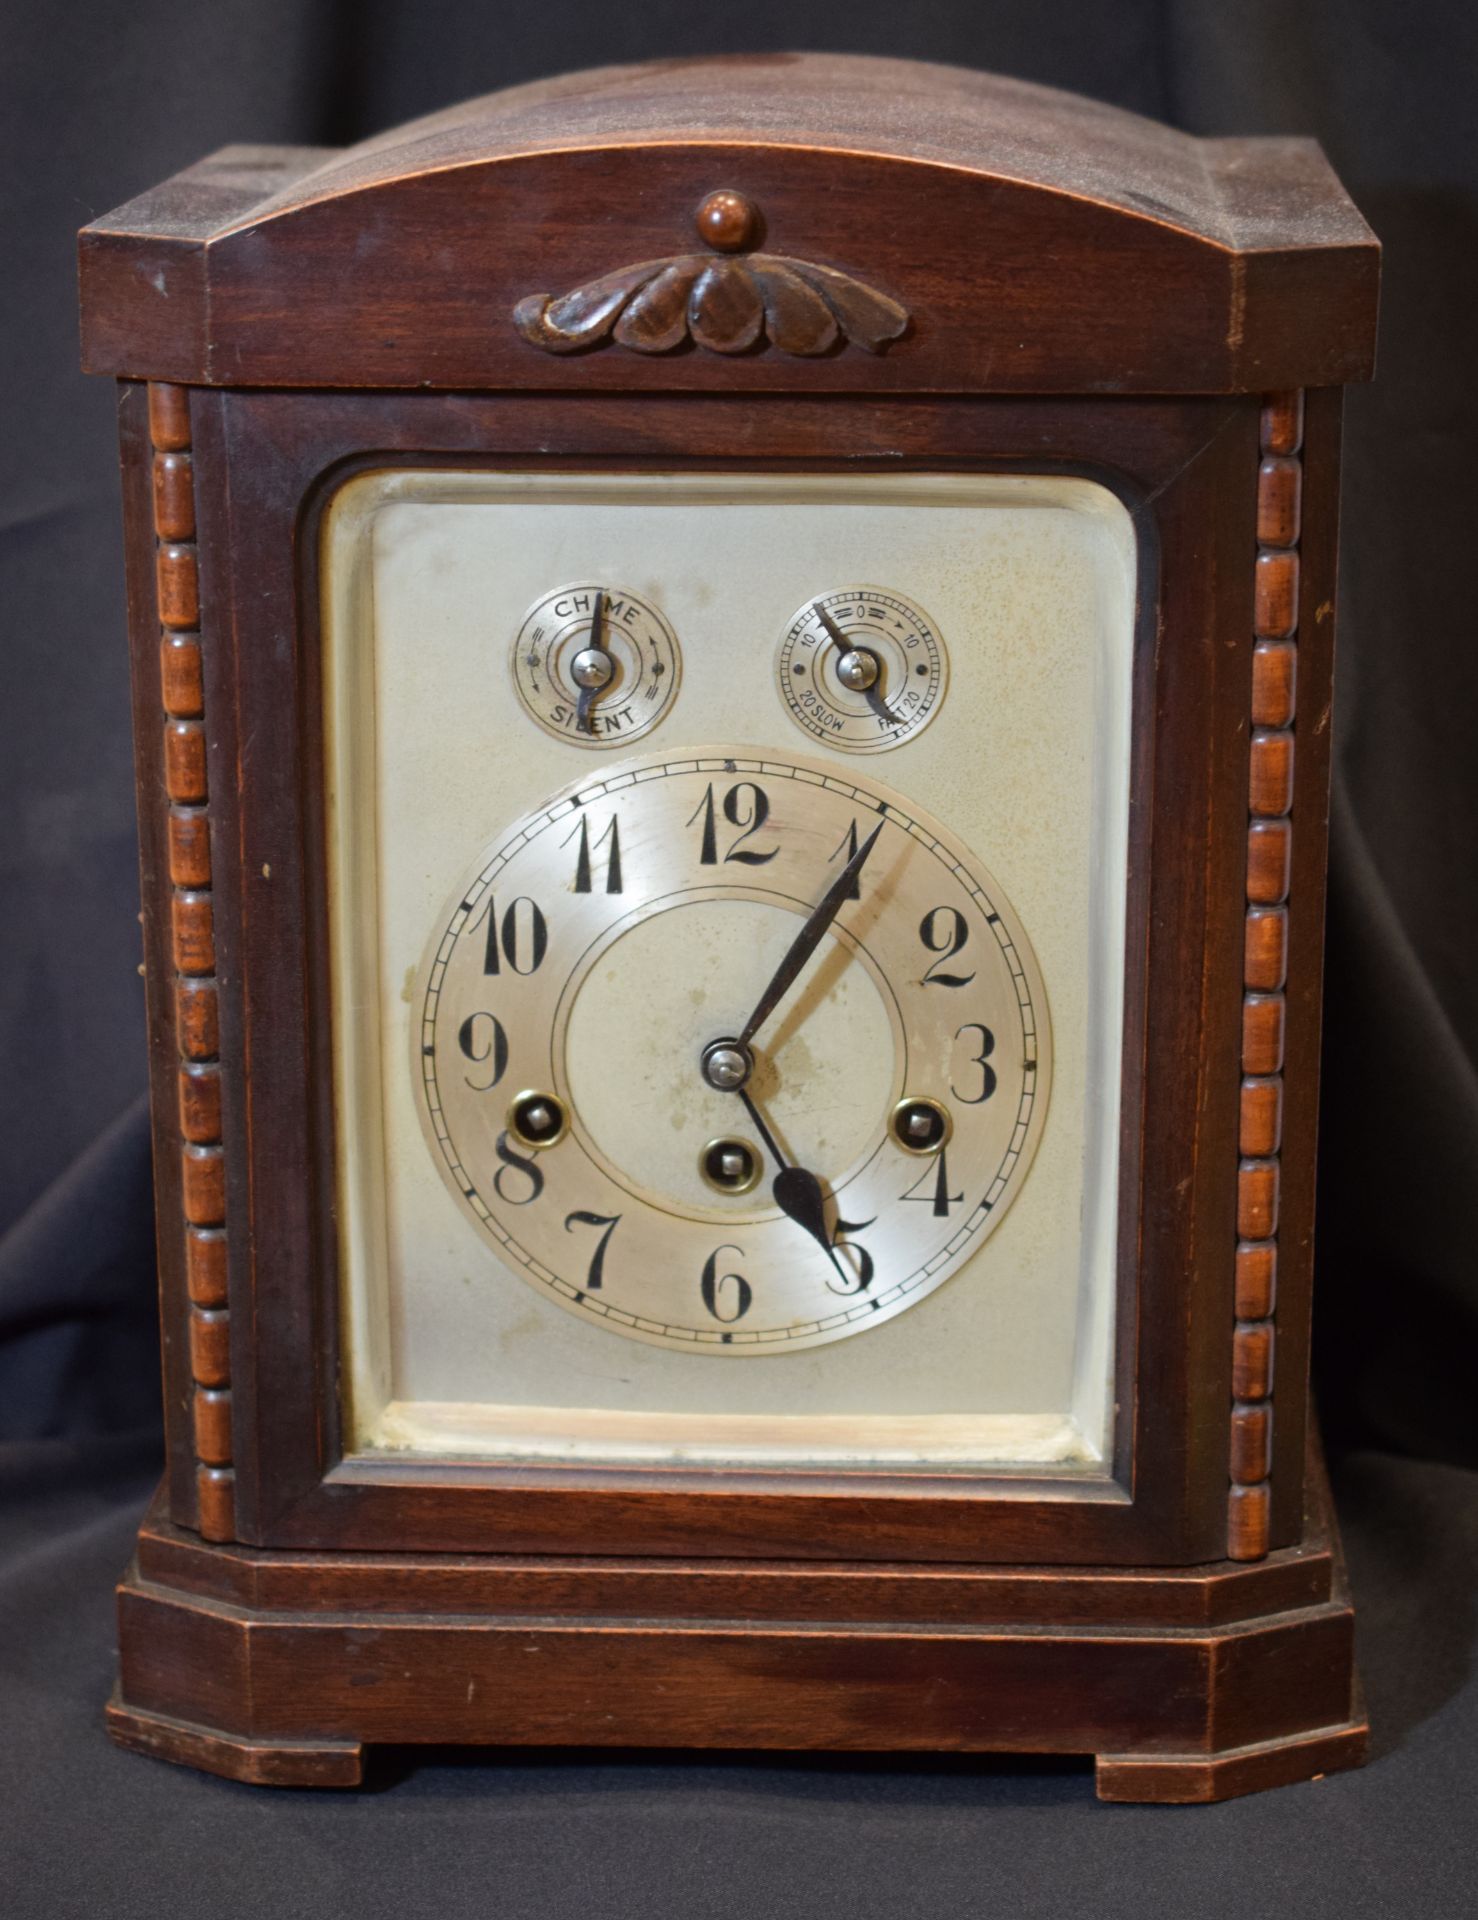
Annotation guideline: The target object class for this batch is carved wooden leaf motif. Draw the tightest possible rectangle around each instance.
[513,191,908,358]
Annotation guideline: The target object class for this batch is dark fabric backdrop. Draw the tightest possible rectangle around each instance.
[2,3,1475,1913]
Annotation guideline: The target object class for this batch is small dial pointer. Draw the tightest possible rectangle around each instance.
[574,587,613,734]
[814,601,897,727]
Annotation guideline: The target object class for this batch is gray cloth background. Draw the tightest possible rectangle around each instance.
[2,2,1474,1911]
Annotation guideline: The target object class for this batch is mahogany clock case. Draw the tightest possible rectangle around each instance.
[75,56,1379,1800]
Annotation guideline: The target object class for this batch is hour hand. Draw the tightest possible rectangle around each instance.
[735,1086,848,1282]
[772,1165,845,1278]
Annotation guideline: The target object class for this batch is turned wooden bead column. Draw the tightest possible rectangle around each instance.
[149,382,234,1544]
[1228,390,1305,1562]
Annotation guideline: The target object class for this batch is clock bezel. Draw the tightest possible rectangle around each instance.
[123,379,1331,1567]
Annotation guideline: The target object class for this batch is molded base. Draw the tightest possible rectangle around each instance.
[1097,1688,1369,1802]
[107,1445,1365,1803]
[106,1689,365,1787]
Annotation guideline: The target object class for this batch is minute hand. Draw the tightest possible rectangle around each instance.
[736,818,884,1050]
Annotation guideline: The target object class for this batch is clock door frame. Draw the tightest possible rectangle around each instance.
[124,378,1340,1568]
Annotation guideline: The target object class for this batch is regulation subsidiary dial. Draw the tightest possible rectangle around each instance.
[412,746,1052,1355]
[511,582,681,747]
[777,587,948,752]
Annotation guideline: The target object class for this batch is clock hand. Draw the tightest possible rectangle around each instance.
[736,817,884,1051]
[734,1084,849,1283]
[574,587,611,735]
[813,601,897,728]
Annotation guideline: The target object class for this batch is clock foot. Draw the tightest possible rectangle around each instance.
[105,1686,364,1788]
[1095,1682,1369,1804]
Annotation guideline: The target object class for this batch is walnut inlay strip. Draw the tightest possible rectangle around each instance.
[148,382,234,1545]
[1228,391,1303,1562]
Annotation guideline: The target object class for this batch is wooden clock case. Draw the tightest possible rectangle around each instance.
[79,55,1379,1802]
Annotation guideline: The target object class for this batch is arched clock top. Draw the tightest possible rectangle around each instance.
[79,52,1377,393]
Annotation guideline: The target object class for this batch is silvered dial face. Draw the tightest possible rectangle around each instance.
[413,747,1051,1355]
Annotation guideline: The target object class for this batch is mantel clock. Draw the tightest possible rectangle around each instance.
[79,54,1380,1801]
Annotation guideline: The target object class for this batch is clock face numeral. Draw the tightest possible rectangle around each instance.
[565,815,624,894]
[828,819,867,899]
[565,1209,621,1291]
[825,1217,876,1295]
[903,1149,964,1217]
[457,1012,508,1090]
[413,749,1051,1355]
[687,780,778,866]
[492,1131,545,1205]
[700,1245,752,1323]
[919,906,975,988]
[477,895,548,976]
[951,1023,997,1104]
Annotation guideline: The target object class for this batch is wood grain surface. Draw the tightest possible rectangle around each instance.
[165,386,1259,1566]
[90,54,1376,1795]
[78,55,1377,394]
[108,1441,1365,1803]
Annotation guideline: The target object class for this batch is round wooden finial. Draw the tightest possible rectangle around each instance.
[695,190,759,252]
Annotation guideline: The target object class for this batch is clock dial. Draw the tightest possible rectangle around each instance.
[511,582,681,746]
[413,749,1050,1354]
[325,465,1133,1468]
[777,587,948,751]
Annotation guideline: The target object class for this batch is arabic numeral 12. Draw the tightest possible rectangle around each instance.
[686,781,778,866]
